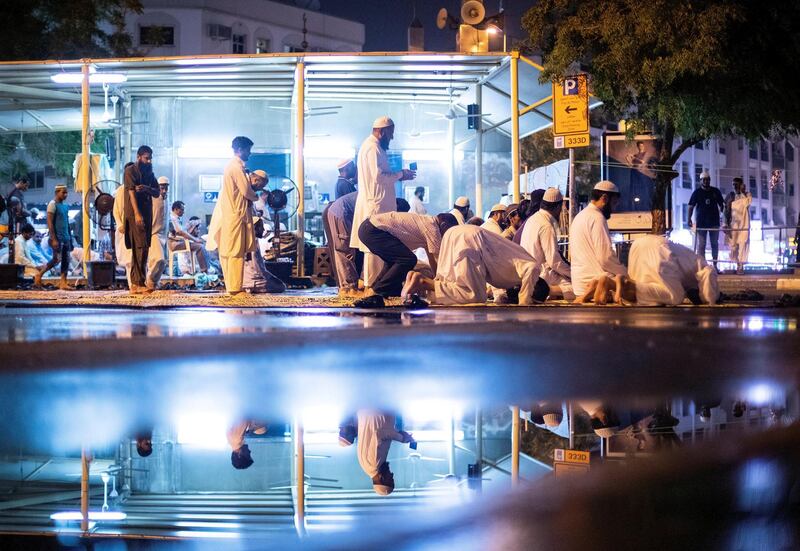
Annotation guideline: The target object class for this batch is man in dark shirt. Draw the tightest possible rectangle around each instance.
[124,145,160,294]
[688,170,724,269]
[6,176,30,230]
[334,159,357,199]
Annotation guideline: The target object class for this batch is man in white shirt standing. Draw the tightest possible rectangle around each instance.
[520,188,574,300]
[219,137,258,295]
[357,410,415,496]
[350,117,416,292]
[569,180,627,298]
[145,176,169,290]
[409,186,427,215]
[354,212,458,307]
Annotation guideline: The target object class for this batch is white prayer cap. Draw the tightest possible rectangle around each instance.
[490,203,507,213]
[251,169,268,179]
[542,187,563,202]
[594,427,619,439]
[593,180,619,193]
[373,484,393,496]
[543,413,563,427]
[372,116,395,129]
[699,170,710,179]
[157,176,170,184]
[337,158,354,170]
[454,196,470,208]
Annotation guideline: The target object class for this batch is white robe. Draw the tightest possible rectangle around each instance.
[449,208,466,225]
[218,157,258,258]
[628,235,719,306]
[350,135,402,252]
[357,411,411,479]
[112,185,131,267]
[728,193,751,264]
[409,195,427,215]
[520,209,572,292]
[569,203,627,297]
[481,217,503,235]
[14,235,38,276]
[432,225,541,305]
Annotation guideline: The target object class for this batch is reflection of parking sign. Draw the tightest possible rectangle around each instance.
[563,78,578,95]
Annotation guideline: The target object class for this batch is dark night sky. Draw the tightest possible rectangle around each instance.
[316,1,531,52]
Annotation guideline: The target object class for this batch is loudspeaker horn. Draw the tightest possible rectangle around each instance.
[460,0,485,25]
[436,8,449,30]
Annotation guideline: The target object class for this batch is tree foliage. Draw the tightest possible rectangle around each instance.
[0,0,143,60]
[523,0,800,231]
[521,127,600,201]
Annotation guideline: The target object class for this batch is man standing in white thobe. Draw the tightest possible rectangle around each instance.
[113,174,132,287]
[569,180,627,298]
[350,116,416,292]
[450,196,470,225]
[402,224,547,305]
[219,136,258,295]
[520,188,574,300]
[145,176,169,290]
[409,186,427,215]
[357,410,415,496]
[725,176,751,274]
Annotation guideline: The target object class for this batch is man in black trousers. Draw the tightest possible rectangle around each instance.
[124,145,160,294]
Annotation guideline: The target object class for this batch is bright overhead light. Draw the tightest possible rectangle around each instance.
[51,72,127,84]
[51,511,127,521]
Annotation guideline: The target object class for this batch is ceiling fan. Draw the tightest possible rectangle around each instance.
[425,88,492,122]
[402,102,445,139]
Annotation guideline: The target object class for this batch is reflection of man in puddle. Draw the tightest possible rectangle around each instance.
[136,430,153,457]
[353,411,415,495]
[580,402,680,453]
[227,420,268,470]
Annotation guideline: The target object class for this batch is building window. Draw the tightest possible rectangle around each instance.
[790,184,795,196]
[761,208,768,222]
[681,162,691,189]
[26,169,45,190]
[681,204,689,228]
[749,142,758,160]
[694,164,703,185]
[749,176,757,194]
[719,146,726,155]
[761,173,768,197]
[232,34,246,54]
[737,138,744,151]
[749,207,756,220]
[140,26,174,46]
[694,142,704,150]
[787,144,795,162]
[760,140,769,161]
[255,38,270,53]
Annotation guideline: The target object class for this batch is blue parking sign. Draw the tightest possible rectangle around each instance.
[203,191,219,203]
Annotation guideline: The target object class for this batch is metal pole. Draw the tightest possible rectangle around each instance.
[295,61,306,277]
[80,446,90,533]
[568,402,575,450]
[475,408,483,470]
[510,53,521,203]
[81,62,91,279]
[448,414,456,475]
[568,148,577,226]
[295,418,305,535]
[448,118,456,208]
[511,405,520,486]
[475,84,484,217]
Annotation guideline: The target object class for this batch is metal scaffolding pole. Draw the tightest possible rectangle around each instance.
[510,53,521,203]
[475,407,483,469]
[475,84,484,217]
[568,148,577,226]
[448,117,456,208]
[294,418,305,535]
[448,414,457,475]
[568,401,575,450]
[80,446,90,534]
[80,62,91,279]
[295,61,306,277]
[511,405,520,486]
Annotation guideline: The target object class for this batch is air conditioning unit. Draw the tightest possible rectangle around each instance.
[208,24,232,41]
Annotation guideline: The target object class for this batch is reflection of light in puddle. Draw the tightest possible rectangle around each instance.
[746,317,764,331]
[745,382,782,406]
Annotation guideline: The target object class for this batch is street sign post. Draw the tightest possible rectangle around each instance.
[552,74,589,137]
[554,133,590,149]
[553,448,590,478]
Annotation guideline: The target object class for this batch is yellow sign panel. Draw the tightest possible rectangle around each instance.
[552,74,589,136]
[554,462,590,478]
[554,448,590,464]
[553,133,590,149]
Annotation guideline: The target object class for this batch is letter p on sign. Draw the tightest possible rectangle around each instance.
[563,78,578,96]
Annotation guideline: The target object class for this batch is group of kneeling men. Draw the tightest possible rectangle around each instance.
[323,116,719,309]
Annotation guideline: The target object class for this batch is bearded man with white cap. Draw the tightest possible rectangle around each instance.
[520,187,574,300]
[688,170,724,269]
[357,410,415,496]
[569,180,627,298]
[335,158,357,199]
[350,116,416,292]
[450,196,470,224]
[481,203,507,235]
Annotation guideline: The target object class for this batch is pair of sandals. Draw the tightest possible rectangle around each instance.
[353,293,429,310]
